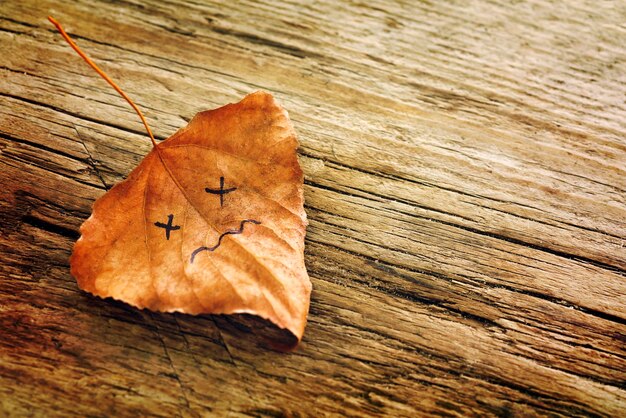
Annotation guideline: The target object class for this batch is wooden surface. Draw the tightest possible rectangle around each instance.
[1,0,625,416]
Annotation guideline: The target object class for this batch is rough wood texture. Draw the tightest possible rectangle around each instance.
[1,1,624,416]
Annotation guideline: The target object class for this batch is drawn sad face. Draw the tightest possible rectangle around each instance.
[154,176,260,263]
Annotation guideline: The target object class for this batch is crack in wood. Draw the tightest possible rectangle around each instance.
[146,313,191,416]
[305,179,626,275]
[73,124,109,190]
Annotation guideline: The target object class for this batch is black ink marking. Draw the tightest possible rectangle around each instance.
[205,176,237,207]
[154,214,181,240]
[190,219,261,263]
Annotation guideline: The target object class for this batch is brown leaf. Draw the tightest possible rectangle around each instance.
[71,91,312,341]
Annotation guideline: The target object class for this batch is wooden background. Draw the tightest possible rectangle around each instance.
[1,0,625,416]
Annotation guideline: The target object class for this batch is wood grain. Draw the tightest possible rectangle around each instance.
[0,0,624,416]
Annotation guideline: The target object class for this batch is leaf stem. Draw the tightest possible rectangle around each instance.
[48,16,157,149]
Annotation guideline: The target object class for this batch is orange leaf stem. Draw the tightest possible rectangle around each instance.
[47,16,157,149]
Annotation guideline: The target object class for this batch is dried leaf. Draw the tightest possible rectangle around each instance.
[71,91,312,340]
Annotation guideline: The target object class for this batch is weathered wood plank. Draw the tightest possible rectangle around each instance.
[1,0,624,416]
